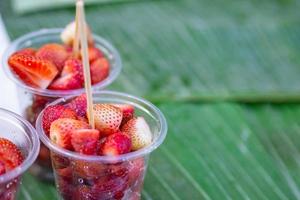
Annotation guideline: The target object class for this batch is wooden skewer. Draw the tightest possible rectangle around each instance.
[77,0,95,128]
[73,0,81,58]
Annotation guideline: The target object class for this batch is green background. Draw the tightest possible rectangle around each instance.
[1,0,300,199]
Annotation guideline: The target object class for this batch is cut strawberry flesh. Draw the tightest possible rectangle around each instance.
[8,53,58,89]
[0,138,24,172]
[90,58,110,84]
[71,129,100,155]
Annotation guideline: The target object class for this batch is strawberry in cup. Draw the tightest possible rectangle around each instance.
[2,27,122,180]
[0,108,39,200]
[36,91,167,200]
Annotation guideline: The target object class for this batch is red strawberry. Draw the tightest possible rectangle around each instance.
[100,132,131,156]
[0,161,6,175]
[128,158,145,186]
[36,43,69,71]
[90,58,110,84]
[73,185,94,200]
[50,118,90,150]
[14,48,36,56]
[71,129,100,155]
[73,160,107,179]
[0,138,24,171]
[66,94,87,117]
[48,58,84,90]
[93,104,123,135]
[88,47,103,63]
[42,105,78,135]
[121,117,152,151]
[112,104,135,126]
[8,53,58,89]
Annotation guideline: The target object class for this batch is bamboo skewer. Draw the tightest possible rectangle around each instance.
[76,0,95,128]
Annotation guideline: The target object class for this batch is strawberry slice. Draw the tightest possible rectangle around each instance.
[121,117,152,151]
[0,138,24,171]
[14,48,36,56]
[88,47,103,63]
[66,94,87,117]
[112,104,135,126]
[71,129,100,155]
[90,58,110,84]
[8,53,58,89]
[36,43,69,71]
[93,104,123,135]
[100,132,131,156]
[0,161,6,175]
[42,105,78,135]
[48,58,84,90]
[50,118,90,150]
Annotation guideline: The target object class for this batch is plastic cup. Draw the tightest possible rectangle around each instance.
[2,28,122,181]
[0,108,39,200]
[36,91,167,200]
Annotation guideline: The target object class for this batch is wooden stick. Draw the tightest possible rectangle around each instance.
[77,0,95,128]
[73,0,80,58]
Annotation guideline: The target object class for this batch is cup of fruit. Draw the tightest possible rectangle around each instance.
[0,108,39,200]
[36,91,167,200]
[2,22,122,180]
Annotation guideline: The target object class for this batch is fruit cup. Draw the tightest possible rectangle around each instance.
[36,91,167,200]
[2,28,122,181]
[0,108,39,200]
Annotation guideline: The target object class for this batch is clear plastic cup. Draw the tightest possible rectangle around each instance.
[0,108,40,200]
[2,28,122,181]
[36,91,167,200]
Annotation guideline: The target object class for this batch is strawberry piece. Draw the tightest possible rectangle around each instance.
[42,105,78,135]
[0,138,24,171]
[0,161,6,175]
[74,160,107,179]
[50,118,90,150]
[100,132,131,156]
[36,43,69,71]
[121,117,152,151]
[128,158,145,186]
[71,129,100,155]
[88,47,103,63]
[8,53,58,89]
[73,185,94,200]
[93,104,123,135]
[65,94,87,117]
[90,58,110,84]
[14,48,36,56]
[112,104,135,126]
[48,58,84,90]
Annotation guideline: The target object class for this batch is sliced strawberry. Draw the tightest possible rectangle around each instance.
[48,73,83,90]
[71,129,100,155]
[112,104,135,126]
[48,58,84,90]
[88,47,103,63]
[14,48,36,56]
[0,138,24,171]
[93,104,123,135]
[36,43,69,71]
[90,58,110,84]
[100,132,131,156]
[0,161,6,175]
[66,94,87,117]
[42,105,78,135]
[8,53,58,89]
[74,160,107,179]
[50,118,90,150]
[121,117,152,151]
[128,158,145,186]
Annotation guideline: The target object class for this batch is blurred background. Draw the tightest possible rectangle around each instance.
[1,0,300,199]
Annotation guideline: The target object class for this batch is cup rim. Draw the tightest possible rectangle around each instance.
[2,28,122,97]
[0,108,40,183]
[36,90,168,162]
